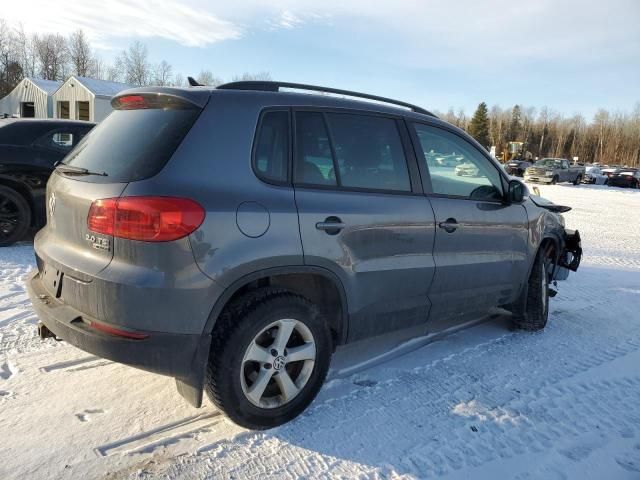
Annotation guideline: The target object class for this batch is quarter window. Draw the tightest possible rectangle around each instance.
[412,123,503,200]
[254,110,289,183]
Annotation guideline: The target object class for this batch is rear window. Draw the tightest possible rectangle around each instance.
[0,122,57,145]
[63,109,199,183]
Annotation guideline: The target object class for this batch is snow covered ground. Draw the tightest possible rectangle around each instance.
[1,184,639,480]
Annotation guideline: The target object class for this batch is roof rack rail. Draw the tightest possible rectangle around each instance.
[216,81,436,117]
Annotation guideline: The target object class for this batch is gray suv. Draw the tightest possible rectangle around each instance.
[27,82,581,429]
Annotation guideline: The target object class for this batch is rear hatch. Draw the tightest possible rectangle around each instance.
[35,88,209,286]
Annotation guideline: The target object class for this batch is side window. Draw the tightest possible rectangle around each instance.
[294,112,337,186]
[253,110,289,183]
[324,113,411,192]
[561,160,569,169]
[412,123,504,200]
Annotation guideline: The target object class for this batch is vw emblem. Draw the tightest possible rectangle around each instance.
[273,356,286,371]
[48,192,56,218]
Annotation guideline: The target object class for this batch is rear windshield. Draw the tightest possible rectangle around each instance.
[0,122,58,145]
[62,109,199,183]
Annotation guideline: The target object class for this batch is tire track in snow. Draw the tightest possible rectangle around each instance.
[157,299,640,479]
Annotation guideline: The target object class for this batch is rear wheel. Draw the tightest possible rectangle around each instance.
[512,248,551,331]
[573,175,582,185]
[0,186,31,247]
[205,289,332,429]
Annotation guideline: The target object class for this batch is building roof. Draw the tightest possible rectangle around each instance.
[26,78,62,95]
[70,76,134,98]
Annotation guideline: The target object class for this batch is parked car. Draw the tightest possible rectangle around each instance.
[27,81,581,429]
[602,167,621,179]
[504,159,533,177]
[583,166,608,184]
[607,168,640,188]
[433,153,464,167]
[524,158,585,185]
[0,119,96,246]
[454,162,479,176]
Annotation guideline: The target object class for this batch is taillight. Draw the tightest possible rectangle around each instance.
[88,320,149,340]
[88,196,205,242]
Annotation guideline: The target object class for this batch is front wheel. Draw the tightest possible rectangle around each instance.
[205,290,332,429]
[512,249,551,331]
[550,176,558,185]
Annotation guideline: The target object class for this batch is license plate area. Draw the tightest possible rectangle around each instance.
[41,263,64,298]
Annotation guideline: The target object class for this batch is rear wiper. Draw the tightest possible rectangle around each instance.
[55,163,108,177]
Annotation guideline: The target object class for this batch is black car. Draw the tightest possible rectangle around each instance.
[607,168,640,189]
[0,119,96,246]
[505,159,533,177]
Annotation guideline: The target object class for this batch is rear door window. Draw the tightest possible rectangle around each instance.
[294,111,411,192]
[253,110,289,183]
[294,112,337,186]
[325,113,411,192]
[63,108,199,183]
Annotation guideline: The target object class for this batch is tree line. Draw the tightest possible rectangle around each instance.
[1,19,637,166]
[444,102,640,167]
[0,18,270,97]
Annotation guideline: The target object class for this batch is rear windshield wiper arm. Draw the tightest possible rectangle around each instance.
[55,163,108,177]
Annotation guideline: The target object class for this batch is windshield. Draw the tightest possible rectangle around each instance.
[63,108,199,183]
[535,158,562,168]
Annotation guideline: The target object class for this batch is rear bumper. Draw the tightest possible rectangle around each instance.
[27,269,209,380]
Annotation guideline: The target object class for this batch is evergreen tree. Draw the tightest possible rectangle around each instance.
[467,102,490,149]
[509,104,522,140]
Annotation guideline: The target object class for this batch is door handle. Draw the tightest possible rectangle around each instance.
[438,218,459,233]
[316,217,345,235]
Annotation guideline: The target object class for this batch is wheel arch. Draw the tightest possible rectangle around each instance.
[203,266,350,347]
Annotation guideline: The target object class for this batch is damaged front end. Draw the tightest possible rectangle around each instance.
[554,229,582,281]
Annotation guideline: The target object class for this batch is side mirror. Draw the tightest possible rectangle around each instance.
[507,179,526,203]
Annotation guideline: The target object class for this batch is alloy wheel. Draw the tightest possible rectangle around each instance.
[240,318,316,409]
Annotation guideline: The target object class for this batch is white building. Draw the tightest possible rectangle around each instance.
[0,78,62,118]
[52,76,134,122]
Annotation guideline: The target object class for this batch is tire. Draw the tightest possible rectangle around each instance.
[205,289,332,429]
[512,248,550,331]
[573,175,582,186]
[0,186,31,247]
[551,176,558,185]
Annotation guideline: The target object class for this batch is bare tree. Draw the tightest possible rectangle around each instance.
[196,70,223,86]
[119,41,151,86]
[68,29,93,77]
[172,73,185,87]
[231,71,272,82]
[152,60,173,86]
[34,33,68,80]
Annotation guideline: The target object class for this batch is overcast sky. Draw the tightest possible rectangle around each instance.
[3,0,639,118]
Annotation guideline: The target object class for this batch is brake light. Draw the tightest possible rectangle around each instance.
[115,95,148,110]
[88,196,205,242]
